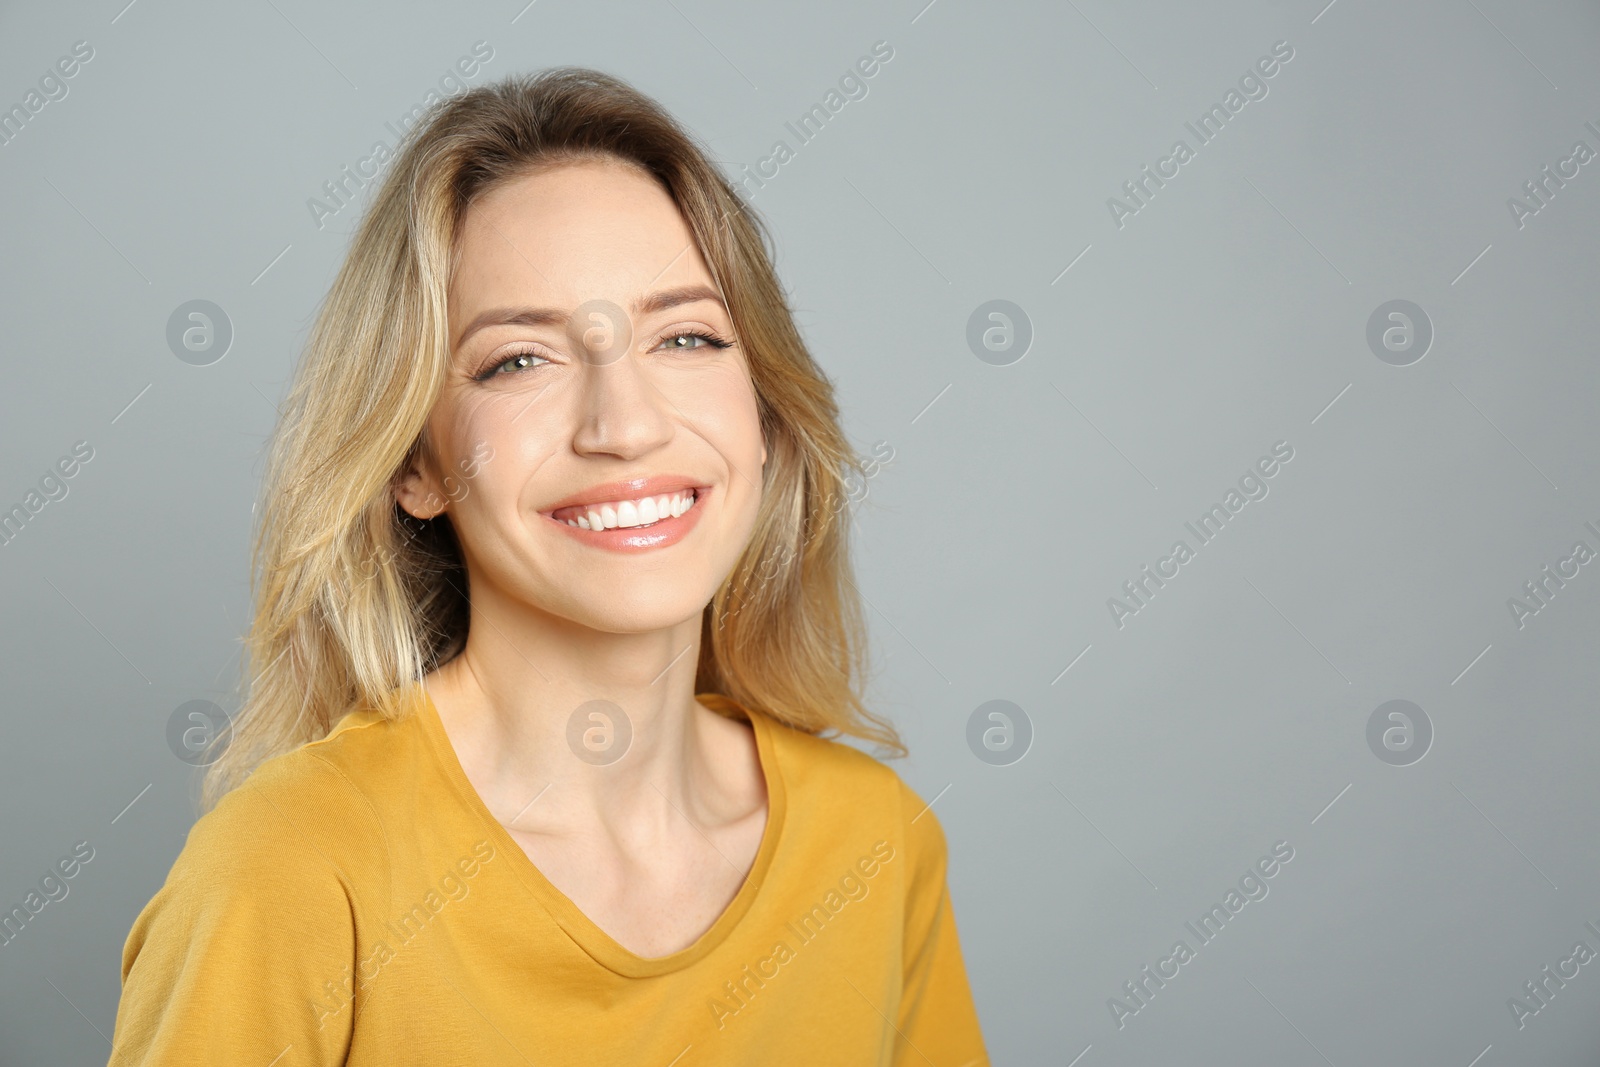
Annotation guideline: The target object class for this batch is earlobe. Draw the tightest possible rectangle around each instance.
[399,490,446,522]
[393,463,444,521]
[394,433,456,519]
[394,485,427,521]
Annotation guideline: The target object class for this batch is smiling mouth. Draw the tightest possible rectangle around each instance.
[549,488,701,531]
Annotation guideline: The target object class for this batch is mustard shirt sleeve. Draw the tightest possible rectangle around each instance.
[109,775,359,1066]
[895,778,988,1066]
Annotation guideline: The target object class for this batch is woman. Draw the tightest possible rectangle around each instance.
[109,67,987,1065]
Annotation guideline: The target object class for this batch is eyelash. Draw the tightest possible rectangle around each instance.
[473,328,734,382]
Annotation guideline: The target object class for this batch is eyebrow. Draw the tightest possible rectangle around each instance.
[453,283,728,351]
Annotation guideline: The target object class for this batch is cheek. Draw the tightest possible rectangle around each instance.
[431,395,545,512]
[444,391,513,454]
[689,370,766,550]
[670,364,764,464]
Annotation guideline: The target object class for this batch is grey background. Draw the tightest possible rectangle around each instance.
[2,0,1598,1063]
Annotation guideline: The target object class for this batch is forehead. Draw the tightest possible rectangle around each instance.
[449,159,713,322]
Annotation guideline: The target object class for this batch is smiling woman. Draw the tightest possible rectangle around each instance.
[106,67,986,1065]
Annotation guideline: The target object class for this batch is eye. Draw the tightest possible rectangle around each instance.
[657,329,733,353]
[473,348,550,382]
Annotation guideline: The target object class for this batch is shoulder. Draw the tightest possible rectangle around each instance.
[755,707,898,795]
[120,704,430,987]
[112,713,420,1058]
[195,706,410,869]
[140,703,425,925]
[755,708,949,867]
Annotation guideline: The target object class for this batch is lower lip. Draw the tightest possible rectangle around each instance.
[542,487,710,553]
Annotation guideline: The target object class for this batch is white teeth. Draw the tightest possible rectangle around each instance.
[560,490,697,529]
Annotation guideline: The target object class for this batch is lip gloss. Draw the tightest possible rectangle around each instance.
[544,486,710,554]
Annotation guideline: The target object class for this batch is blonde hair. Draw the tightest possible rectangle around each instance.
[202,67,904,810]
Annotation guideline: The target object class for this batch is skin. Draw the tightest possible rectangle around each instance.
[394,157,771,958]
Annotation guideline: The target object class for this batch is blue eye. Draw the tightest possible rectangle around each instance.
[475,349,549,382]
[473,329,731,383]
[660,330,733,352]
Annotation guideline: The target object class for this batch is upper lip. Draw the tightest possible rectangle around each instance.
[541,474,707,515]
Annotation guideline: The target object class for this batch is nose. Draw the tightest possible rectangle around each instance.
[568,335,674,460]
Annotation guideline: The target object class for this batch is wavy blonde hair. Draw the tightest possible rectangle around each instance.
[201,67,904,810]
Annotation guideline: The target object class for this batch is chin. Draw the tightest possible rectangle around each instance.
[548,582,714,635]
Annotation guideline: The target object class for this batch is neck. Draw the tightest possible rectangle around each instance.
[422,584,737,840]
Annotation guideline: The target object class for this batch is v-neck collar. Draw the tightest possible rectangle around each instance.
[407,681,788,978]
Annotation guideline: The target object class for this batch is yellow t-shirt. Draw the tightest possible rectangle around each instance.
[109,684,988,1066]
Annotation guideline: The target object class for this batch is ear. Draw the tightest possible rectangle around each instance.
[393,447,446,520]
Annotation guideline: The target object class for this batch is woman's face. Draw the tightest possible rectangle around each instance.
[397,158,767,634]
